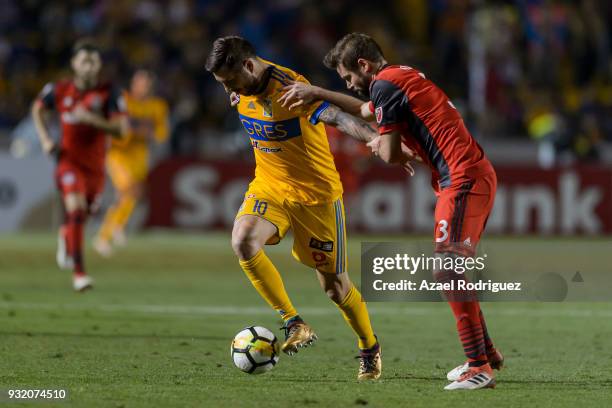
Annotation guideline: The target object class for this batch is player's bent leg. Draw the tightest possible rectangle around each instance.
[232,215,306,354]
[316,270,381,380]
[64,192,93,292]
[111,182,143,246]
[231,215,276,261]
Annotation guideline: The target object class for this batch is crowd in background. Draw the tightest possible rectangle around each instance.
[0,0,610,163]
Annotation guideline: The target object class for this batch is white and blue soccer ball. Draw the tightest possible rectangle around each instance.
[231,326,280,374]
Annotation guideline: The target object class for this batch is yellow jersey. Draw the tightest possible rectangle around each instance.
[111,93,169,152]
[236,61,342,205]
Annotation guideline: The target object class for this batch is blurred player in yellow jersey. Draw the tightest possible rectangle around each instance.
[94,70,169,256]
[204,36,419,380]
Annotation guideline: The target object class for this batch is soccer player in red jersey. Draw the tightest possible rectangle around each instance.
[32,39,128,292]
[279,33,503,390]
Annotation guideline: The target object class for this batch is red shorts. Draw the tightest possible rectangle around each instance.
[433,172,497,256]
[55,160,104,212]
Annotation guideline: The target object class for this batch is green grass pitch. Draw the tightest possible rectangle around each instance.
[1,232,611,407]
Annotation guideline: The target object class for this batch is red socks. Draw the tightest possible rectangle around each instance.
[435,268,491,367]
[449,301,487,367]
[66,209,86,276]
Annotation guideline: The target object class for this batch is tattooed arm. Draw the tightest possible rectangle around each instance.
[317,104,378,143]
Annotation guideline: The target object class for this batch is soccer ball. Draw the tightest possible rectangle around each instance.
[231,326,280,374]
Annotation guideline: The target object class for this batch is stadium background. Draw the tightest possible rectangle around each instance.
[1,0,611,235]
[1,1,611,407]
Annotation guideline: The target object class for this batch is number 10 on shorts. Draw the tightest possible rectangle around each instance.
[253,200,268,215]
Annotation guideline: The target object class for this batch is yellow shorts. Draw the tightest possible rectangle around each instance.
[236,187,348,275]
[106,148,149,191]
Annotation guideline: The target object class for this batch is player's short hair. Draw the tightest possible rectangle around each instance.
[205,36,256,73]
[72,38,100,57]
[323,33,385,71]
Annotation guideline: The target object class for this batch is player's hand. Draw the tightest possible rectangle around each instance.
[366,136,381,156]
[368,137,417,175]
[229,92,240,107]
[41,138,58,156]
[278,82,318,110]
[72,105,96,124]
[398,145,418,176]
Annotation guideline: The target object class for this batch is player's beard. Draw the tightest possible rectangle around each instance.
[355,88,370,99]
[242,81,259,96]
[353,76,372,99]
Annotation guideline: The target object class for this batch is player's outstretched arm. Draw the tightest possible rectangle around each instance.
[31,101,57,156]
[318,104,378,143]
[72,106,129,138]
[279,82,373,121]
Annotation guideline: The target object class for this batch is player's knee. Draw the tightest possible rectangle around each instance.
[325,287,344,304]
[231,227,263,260]
[320,277,349,304]
[432,252,455,281]
[64,193,87,212]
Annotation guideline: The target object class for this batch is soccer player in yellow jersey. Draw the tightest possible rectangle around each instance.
[205,36,388,379]
[94,70,169,256]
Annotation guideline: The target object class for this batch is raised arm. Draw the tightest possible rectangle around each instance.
[279,82,373,121]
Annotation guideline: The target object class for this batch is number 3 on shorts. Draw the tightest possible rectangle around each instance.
[435,219,449,243]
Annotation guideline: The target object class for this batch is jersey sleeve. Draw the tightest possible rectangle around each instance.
[106,87,128,116]
[36,82,56,110]
[370,79,407,134]
[153,99,170,143]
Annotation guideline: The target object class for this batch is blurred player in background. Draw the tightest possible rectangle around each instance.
[32,39,128,291]
[204,36,415,380]
[94,70,169,256]
[280,33,503,390]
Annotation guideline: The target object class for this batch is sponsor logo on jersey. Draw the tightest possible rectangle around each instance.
[239,114,301,141]
[251,140,282,153]
[309,237,334,252]
[262,99,273,118]
[63,96,73,107]
[247,101,256,110]
[375,106,383,124]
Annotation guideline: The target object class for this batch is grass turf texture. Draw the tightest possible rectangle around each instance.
[1,232,611,407]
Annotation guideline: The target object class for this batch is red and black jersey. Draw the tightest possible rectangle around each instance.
[368,65,494,191]
[36,79,126,175]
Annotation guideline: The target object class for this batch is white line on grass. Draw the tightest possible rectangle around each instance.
[0,302,611,318]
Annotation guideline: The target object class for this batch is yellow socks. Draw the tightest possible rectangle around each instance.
[112,195,137,231]
[239,251,376,349]
[336,285,377,349]
[97,195,136,242]
[239,250,298,321]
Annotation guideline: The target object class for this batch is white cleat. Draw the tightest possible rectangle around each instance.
[112,229,127,247]
[444,365,496,390]
[93,238,113,258]
[447,362,469,382]
[73,275,94,292]
[56,230,74,270]
[447,350,504,382]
